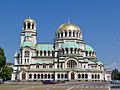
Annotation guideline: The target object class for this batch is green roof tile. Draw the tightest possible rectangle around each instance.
[61,41,79,48]
[85,45,95,51]
[36,44,54,51]
[21,41,34,47]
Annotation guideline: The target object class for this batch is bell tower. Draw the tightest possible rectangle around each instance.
[21,17,37,46]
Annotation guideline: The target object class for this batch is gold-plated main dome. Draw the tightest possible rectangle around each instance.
[24,17,35,23]
[57,23,80,32]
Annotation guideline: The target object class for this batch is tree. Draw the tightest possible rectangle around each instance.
[0,47,13,81]
[111,68,120,80]
[0,48,6,67]
[0,65,13,81]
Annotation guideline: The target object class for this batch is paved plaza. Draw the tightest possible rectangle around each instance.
[0,82,120,90]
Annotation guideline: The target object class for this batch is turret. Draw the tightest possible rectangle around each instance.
[21,17,37,46]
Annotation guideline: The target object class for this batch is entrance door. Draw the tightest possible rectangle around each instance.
[71,72,75,80]
[22,72,26,80]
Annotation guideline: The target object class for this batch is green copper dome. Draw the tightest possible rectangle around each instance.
[61,42,79,48]
[21,41,34,47]
[85,45,95,51]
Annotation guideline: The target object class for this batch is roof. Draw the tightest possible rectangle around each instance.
[61,41,79,48]
[32,60,53,64]
[36,44,54,51]
[28,68,102,72]
[21,41,34,47]
[57,23,80,32]
[96,61,103,65]
[24,17,35,23]
[88,60,96,64]
[85,45,95,51]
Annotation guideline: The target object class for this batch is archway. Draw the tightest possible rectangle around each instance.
[22,72,26,80]
[71,72,75,80]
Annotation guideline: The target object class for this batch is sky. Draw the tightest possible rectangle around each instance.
[0,0,120,68]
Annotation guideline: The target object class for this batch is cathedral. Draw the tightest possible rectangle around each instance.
[12,17,111,82]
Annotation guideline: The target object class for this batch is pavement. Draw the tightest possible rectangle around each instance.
[0,81,120,90]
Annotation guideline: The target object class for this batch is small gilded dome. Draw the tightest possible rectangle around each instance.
[57,22,80,32]
[24,17,35,23]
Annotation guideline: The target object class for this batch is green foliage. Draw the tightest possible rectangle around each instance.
[0,47,12,81]
[111,68,120,80]
[0,65,13,81]
[0,47,6,67]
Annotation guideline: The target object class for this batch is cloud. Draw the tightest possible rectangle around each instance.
[105,62,120,70]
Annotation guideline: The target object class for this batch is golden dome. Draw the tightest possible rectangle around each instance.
[57,22,80,32]
[24,17,35,23]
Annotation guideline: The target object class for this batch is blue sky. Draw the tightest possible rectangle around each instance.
[0,0,120,67]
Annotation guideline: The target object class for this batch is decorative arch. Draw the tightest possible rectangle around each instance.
[65,58,79,68]
[22,72,26,80]
[27,23,30,29]
[65,30,67,37]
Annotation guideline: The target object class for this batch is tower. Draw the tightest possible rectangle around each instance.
[21,17,37,46]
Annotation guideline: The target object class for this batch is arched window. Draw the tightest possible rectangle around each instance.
[48,74,50,79]
[36,64,39,68]
[27,23,30,29]
[85,74,88,79]
[43,64,46,68]
[92,74,94,79]
[70,48,73,54]
[58,74,60,78]
[48,51,50,56]
[22,72,26,80]
[95,74,97,79]
[58,33,60,38]
[86,51,88,56]
[65,74,68,78]
[62,48,64,54]
[44,51,46,56]
[78,74,81,78]
[89,51,91,56]
[52,51,54,56]
[32,23,34,29]
[38,74,40,79]
[98,74,100,79]
[82,74,84,79]
[45,74,47,79]
[61,74,64,78]
[65,31,67,37]
[67,60,77,69]
[61,32,63,37]
[29,74,32,79]
[34,74,36,79]
[65,48,68,54]
[24,51,29,57]
[52,74,54,79]
[69,31,71,37]
[75,48,77,54]
[36,51,39,56]
[41,74,43,79]
[49,64,53,68]
[40,51,42,56]
[73,31,75,37]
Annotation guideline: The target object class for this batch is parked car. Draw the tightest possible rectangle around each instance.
[42,80,56,84]
[0,79,4,84]
[111,80,120,84]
